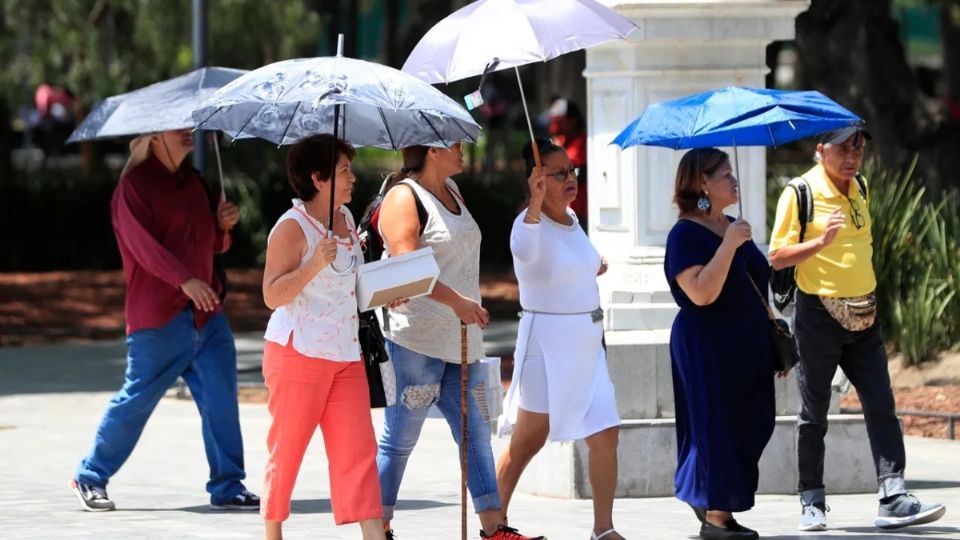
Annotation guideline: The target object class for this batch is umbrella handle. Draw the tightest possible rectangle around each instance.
[328,256,358,276]
[326,230,358,275]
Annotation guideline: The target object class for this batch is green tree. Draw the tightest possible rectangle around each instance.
[0,0,322,109]
[794,0,960,189]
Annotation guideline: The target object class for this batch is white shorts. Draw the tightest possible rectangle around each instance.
[517,336,549,414]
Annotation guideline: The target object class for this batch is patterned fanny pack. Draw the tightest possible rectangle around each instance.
[819,292,877,332]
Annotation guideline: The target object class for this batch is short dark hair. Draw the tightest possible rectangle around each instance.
[285,135,356,201]
[673,148,729,214]
[521,138,566,178]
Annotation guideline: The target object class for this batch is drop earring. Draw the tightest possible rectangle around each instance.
[697,191,711,211]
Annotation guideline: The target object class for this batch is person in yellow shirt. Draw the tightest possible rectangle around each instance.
[769,127,945,532]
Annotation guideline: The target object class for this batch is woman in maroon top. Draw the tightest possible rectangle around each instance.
[70,129,259,513]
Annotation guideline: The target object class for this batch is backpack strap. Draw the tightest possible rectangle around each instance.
[854,173,868,200]
[400,183,429,237]
[787,177,813,243]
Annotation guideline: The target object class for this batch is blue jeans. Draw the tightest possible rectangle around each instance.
[75,309,247,504]
[377,340,500,520]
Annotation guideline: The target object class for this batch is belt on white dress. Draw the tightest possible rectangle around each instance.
[518,307,604,323]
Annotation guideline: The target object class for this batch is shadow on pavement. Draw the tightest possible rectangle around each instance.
[115,498,454,515]
[908,480,960,490]
[0,340,127,396]
[834,525,959,535]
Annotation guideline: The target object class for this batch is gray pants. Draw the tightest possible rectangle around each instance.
[794,291,906,500]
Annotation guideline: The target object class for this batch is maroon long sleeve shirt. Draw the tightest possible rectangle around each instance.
[111,154,230,334]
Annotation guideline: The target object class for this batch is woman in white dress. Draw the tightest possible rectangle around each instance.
[496,139,623,540]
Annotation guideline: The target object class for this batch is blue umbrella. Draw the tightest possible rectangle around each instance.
[611,86,863,150]
[611,86,863,216]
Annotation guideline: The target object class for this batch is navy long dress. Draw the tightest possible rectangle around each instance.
[664,218,776,512]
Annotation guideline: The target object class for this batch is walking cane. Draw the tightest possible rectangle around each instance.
[460,323,469,540]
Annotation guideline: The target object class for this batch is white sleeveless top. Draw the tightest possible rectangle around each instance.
[264,200,362,362]
[380,179,484,363]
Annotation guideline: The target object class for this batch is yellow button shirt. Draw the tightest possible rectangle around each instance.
[768,163,876,297]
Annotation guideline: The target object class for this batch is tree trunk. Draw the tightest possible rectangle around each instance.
[382,0,401,67]
[794,0,960,188]
[0,97,12,183]
[942,3,960,108]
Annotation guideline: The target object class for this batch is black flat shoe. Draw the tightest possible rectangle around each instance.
[687,503,707,524]
[699,519,759,540]
[726,519,759,538]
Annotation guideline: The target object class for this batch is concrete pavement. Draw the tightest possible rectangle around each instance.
[1,337,959,540]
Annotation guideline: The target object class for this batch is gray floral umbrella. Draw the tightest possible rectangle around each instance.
[191,53,481,148]
[67,67,248,142]
[192,39,482,274]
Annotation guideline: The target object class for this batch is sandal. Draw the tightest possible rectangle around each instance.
[591,529,623,540]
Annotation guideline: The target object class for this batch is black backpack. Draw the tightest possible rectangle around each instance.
[357,176,428,264]
[770,174,867,311]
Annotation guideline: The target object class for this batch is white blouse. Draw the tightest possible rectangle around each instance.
[511,208,602,313]
[264,200,362,361]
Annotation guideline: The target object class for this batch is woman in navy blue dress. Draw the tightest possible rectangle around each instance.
[663,148,775,540]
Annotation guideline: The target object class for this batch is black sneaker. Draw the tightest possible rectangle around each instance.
[875,493,946,529]
[70,479,115,512]
[210,489,260,511]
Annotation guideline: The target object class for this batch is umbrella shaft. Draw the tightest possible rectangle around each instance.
[329,104,341,231]
[732,145,743,219]
[514,67,541,168]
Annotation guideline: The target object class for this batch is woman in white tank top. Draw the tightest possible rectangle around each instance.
[260,136,385,540]
[375,144,543,540]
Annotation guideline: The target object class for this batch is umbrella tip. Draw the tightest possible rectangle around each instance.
[336,34,344,57]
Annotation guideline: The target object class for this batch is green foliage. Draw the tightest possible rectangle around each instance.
[864,156,960,364]
[0,0,323,107]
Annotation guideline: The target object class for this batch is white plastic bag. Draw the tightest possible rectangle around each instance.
[475,357,503,430]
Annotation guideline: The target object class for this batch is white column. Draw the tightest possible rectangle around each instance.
[587,0,810,303]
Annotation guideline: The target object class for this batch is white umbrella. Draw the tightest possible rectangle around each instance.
[402,0,637,165]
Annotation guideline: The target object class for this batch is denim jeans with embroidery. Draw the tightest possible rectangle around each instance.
[376,339,500,520]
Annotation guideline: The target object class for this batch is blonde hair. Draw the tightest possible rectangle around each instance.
[120,135,154,178]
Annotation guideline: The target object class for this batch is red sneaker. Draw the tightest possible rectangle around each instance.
[480,524,546,540]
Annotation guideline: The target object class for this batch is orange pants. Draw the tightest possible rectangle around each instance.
[261,340,382,524]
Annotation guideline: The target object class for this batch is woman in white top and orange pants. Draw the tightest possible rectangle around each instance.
[260,135,385,540]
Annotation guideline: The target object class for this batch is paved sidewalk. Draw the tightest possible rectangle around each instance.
[1,339,959,540]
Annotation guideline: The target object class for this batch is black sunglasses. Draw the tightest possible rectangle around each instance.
[848,197,865,229]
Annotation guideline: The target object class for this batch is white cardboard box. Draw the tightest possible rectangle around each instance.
[356,247,440,312]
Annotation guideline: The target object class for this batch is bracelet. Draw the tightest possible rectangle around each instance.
[525,214,542,224]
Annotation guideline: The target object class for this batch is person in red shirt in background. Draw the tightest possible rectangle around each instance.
[546,97,588,228]
[70,129,260,513]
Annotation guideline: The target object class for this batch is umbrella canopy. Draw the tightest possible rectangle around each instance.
[67,67,247,143]
[191,56,482,148]
[401,0,636,84]
[611,86,863,150]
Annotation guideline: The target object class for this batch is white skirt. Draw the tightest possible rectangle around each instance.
[498,312,620,442]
